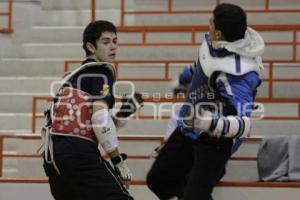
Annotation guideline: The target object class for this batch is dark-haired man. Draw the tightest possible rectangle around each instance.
[147,3,264,200]
[43,20,143,200]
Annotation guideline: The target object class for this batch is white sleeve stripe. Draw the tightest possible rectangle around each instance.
[216,73,233,96]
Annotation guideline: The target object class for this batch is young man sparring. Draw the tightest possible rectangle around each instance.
[147,3,264,200]
[43,20,143,200]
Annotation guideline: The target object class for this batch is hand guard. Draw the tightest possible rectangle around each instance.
[116,92,144,118]
[149,144,165,158]
[177,118,200,140]
[179,64,194,85]
[173,64,194,95]
[194,109,251,139]
[173,84,189,95]
[208,115,251,138]
[91,110,119,153]
[111,153,132,181]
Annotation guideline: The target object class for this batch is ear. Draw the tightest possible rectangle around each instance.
[86,42,96,54]
[215,30,223,40]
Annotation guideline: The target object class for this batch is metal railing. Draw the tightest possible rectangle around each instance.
[31,96,300,133]
[64,24,300,64]
[64,59,300,98]
[90,0,300,26]
[0,0,13,33]
[1,134,300,188]
[90,0,96,21]
[0,134,260,177]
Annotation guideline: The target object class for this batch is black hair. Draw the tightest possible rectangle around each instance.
[82,20,117,56]
[213,3,247,42]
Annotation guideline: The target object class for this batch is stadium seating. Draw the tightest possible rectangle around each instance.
[1,0,300,199]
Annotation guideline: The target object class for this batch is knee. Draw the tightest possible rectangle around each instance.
[146,168,168,196]
[146,170,175,200]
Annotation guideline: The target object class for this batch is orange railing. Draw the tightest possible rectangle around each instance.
[117,25,299,61]
[1,134,300,188]
[90,0,96,21]
[64,59,300,98]
[2,177,300,188]
[0,134,260,177]
[62,25,300,100]
[65,24,300,62]
[106,0,300,26]
[0,0,13,33]
[91,0,300,26]
[31,96,300,133]
[2,134,300,188]
[1,177,300,188]
[0,134,163,177]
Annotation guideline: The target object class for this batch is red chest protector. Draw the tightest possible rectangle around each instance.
[49,61,116,144]
[51,87,98,143]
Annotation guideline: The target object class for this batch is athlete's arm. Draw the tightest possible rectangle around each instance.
[92,100,132,188]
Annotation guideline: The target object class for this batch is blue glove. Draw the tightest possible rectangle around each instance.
[173,65,194,96]
[179,65,194,85]
[231,138,243,154]
[177,118,201,140]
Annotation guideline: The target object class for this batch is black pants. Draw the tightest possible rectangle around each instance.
[146,128,232,200]
[43,154,133,200]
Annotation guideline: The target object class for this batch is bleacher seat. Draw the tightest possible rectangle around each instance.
[1,0,300,199]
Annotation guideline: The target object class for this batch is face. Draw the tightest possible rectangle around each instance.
[88,31,118,63]
[209,16,222,42]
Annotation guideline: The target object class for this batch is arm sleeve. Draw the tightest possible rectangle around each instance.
[178,63,195,85]
[212,71,261,117]
[213,72,238,116]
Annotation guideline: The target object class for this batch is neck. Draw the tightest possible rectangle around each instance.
[87,55,100,62]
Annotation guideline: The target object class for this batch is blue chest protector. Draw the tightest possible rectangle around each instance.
[178,58,215,139]
[177,34,261,153]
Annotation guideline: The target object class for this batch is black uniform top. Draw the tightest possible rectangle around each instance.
[52,58,116,157]
[69,58,115,107]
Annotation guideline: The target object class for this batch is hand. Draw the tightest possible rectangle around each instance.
[172,64,193,96]
[173,84,188,95]
[150,144,165,158]
[177,118,201,140]
[117,92,144,118]
[111,153,132,189]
